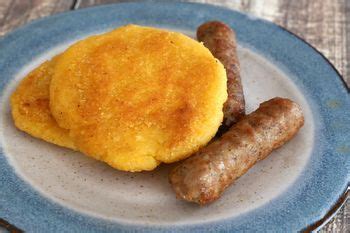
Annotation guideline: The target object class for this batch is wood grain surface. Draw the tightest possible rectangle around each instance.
[0,0,348,232]
[0,0,73,36]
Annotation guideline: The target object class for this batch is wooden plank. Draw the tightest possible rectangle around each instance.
[0,0,74,36]
[274,0,350,86]
[77,0,129,8]
[321,199,350,232]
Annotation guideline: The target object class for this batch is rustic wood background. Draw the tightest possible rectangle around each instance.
[0,0,348,232]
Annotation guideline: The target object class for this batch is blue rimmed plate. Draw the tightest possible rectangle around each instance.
[0,2,349,232]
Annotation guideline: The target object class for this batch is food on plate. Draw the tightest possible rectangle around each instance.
[197,21,245,129]
[169,98,304,205]
[49,24,227,172]
[10,57,75,150]
[10,20,305,205]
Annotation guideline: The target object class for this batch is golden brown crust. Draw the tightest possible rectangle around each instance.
[50,25,227,172]
[197,21,245,128]
[169,97,304,204]
[10,58,76,150]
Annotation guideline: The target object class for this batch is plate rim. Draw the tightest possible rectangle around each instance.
[270,22,349,232]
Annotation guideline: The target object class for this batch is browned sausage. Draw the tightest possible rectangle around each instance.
[169,98,304,205]
[197,21,245,128]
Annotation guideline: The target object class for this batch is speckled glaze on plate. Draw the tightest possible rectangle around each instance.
[0,2,349,232]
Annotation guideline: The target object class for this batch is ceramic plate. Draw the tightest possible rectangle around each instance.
[0,2,349,232]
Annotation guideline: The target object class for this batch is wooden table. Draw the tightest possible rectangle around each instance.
[0,0,348,232]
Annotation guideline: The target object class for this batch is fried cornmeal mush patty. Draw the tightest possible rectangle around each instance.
[11,57,76,150]
[49,24,227,172]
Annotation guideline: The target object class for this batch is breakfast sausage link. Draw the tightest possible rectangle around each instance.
[197,21,245,127]
[169,97,304,205]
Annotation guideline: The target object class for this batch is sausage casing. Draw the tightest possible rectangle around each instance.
[169,98,304,205]
[197,21,245,127]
